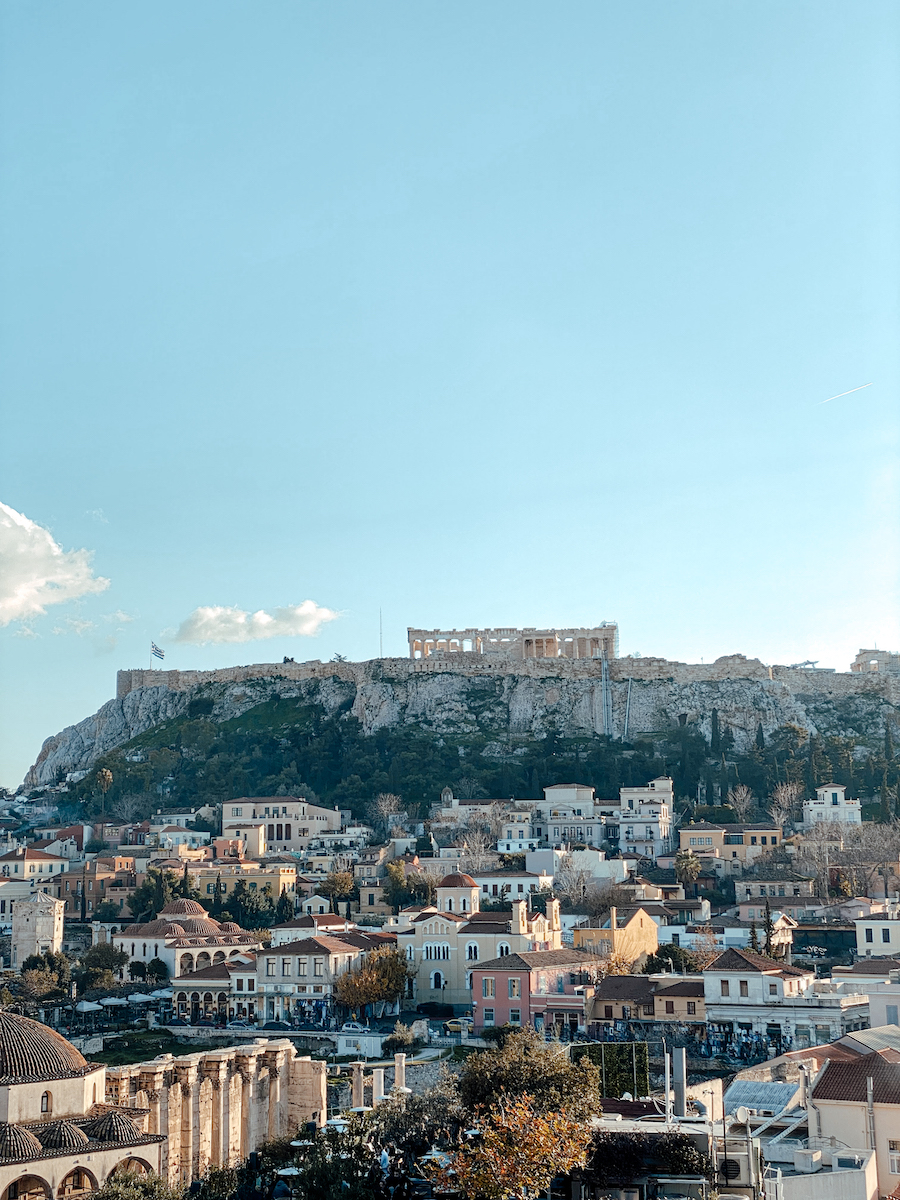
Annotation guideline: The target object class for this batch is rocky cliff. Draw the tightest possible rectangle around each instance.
[24,654,899,789]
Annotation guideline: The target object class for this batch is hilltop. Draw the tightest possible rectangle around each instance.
[23,652,899,817]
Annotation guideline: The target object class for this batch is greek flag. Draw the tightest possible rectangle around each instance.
[151,642,165,660]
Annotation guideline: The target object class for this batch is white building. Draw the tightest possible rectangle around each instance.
[803,783,862,827]
[703,947,869,1051]
[11,892,64,968]
[222,796,341,854]
[855,909,900,957]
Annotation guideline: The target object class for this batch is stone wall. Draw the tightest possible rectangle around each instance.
[106,1039,327,1185]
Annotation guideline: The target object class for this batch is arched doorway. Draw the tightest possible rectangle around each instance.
[3,1176,51,1200]
[179,953,194,974]
[195,951,211,970]
[56,1168,95,1199]
[212,951,226,965]
[190,991,201,1022]
[108,1159,151,1179]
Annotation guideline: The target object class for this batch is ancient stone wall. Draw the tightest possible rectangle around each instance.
[106,1039,326,1184]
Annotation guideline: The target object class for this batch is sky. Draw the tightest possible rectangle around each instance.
[1,2,898,788]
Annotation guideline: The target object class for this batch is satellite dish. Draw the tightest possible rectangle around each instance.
[735,1105,750,1124]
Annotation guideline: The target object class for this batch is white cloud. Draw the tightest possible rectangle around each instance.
[172,601,338,645]
[0,502,110,626]
[52,617,96,636]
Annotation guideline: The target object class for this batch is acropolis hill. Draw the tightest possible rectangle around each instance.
[25,633,900,788]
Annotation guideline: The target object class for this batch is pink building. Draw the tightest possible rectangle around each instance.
[470,948,597,1039]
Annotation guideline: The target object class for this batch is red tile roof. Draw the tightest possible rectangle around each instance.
[812,1049,900,1105]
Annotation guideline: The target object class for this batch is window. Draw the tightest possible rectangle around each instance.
[298,958,307,976]
[721,980,730,996]
[285,824,291,840]
[282,959,291,976]
[750,836,757,845]
[761,837,767,845]
[769,983,777,996]
[508,978,521,999]
[41,1091,52,1114]
[739,981,749,997]
[431,970,444,990]
[483,1008,495,1025]
[604,1005,613,1018]
[687,1002,696,1015]
[466,943,479,961]
[498,943,510,957]
[883,929,891,944]
[890,1141,900,1175]
[483,978,495,998]
[643,1003,654,1016]
[509,1009,521,1024]
[887,1005,899,1025]
[665,1001,674,1014]
[314,959,323,977]
[266,959,275,976]
[236,978,244,991]
[865,928,874,943]
[231,807,243,817]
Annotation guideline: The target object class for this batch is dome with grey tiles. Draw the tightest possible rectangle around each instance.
[83,1110,139,1143]
[0,1122,43,1160]
[0,1012,93,1084]
[34,1120,90,1150]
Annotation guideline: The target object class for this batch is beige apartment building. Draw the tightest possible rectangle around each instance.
[222,796,341,854]
[680,822,783,873]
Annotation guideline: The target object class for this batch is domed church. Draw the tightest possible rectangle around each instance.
[111,899,263,979]
[0,1011,164,1200]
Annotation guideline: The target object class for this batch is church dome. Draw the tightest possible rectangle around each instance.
[176,917,221,935]
[159,899,208,917]
[0,1123,43,1160]
[138,919,178,936]
[219,922,241,933]
[438,873,477,888]
[84,1111,139,1143]
[0,1012,92,1084]
[35,1121,90,1150]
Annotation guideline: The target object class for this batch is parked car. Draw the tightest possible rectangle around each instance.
[262,1020,293,1031]
[168,1017,188,1027]
[341,1021,370,1033]
[443,1017,474,1035]
[227,1019,252,1029]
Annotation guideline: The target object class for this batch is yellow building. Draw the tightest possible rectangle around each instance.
[572,905,659,967]
[679,821,783,874]
[189,863,298,905]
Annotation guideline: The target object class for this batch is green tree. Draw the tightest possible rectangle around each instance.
[316,870,355,914]
[93,899,123,922]
[674,848,702,891]
[642,944,699,974]
[210,872,224,918]
[130,867,179,923]
[91,1171,185,1200]
[128,961,147,981]
[332,946,411,1010]
[275,887,294,924]
[763,900,775,956]
[457,1028,601,1119]
[749,922,761,953]
[76,941,129,991]
[146,957,169,983]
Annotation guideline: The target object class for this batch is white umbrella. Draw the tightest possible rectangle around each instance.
[99,997,128,1006]
[150,989,173,998]
[127,993,155,1003]
[75,1000,103,1012]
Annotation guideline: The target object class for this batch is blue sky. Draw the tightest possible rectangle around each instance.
[1,2,898,787]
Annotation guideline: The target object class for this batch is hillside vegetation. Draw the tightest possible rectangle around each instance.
[60,689,898,822]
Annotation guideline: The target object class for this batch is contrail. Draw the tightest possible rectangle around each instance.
[819,382,873,404]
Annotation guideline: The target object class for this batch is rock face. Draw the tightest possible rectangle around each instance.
[24,655,900,788]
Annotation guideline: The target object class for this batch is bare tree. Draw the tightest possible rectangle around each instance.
[461,817,495,872]
[769,782,802,830]
[455,776,486,801]
[727,784,754,822]
[690,926,723,970]
[109,793,149,823]
[367,793,403,838]
[553,861,595,908]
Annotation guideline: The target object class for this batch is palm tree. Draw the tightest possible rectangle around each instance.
[674,848,702,895]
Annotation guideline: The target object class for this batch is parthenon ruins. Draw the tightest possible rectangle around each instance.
[407,624,619,660]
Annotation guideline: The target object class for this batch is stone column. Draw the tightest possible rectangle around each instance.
[140,1070,164,1136]
[174,1062,199,1185]
[204,1061,227,1167]
[236,1055,254,1159]
[393,1052,406,1092]
[371,1068,384,1106]
[350,1061,365,1108]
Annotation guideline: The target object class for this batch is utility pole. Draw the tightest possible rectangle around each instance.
[379,608,383,658]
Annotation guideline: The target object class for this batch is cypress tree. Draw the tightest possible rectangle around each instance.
[749,922,761,953]
[710,709,721,754]
[756,722,765,751]
[763,900,775,957]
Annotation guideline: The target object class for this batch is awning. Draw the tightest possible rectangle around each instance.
[75,1000,103,1012]
[99,997,128,1007]
[127,993,155,1003]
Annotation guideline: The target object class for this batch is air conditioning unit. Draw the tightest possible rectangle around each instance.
[793,1149,822,1174]
[717,1152,752,1186]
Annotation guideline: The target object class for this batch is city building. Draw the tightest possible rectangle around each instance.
[585,974,706,1030]
[0,848,68,892]
[679,822,783,873]
[572,905,659,965]
[470,948,598,1036]
[855,910,900,958]
[392,875,564,1008]
[112,898,263,978]
[703,948,869,1052]
[803,783,862,827]
[0,1010,166,1200]
[222,797,341,854]
[10,892,64,968]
